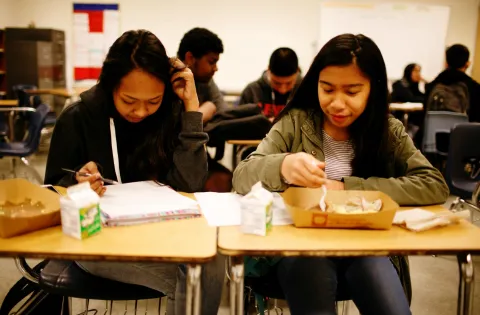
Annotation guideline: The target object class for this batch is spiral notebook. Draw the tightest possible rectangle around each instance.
[99,181,201,226]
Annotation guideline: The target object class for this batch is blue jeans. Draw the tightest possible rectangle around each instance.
[276,257,411,315]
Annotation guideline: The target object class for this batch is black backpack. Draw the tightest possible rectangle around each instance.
[426,82,469,113]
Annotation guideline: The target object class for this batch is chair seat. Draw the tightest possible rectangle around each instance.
[45,116,56,126]
[0,142,30,156]
[39,260,163,300]
[245,274,351,302]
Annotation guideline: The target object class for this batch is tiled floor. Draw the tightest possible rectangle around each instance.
[0,147,479,314]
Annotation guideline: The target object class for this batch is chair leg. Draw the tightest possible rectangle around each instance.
[84,299,90,315]
[20,156,43,184]
[103,300,109,315]
[134,300,138,315]
[124,300,128,315]
[158,297,162,315]
[12,290,48,315]
[145,299,148,315]
[342,300,350,315]
[11,157,17,178]
[60,296,70,315]
[109,300,114,315]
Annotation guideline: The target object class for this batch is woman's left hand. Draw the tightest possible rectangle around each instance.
[170,58,200,112]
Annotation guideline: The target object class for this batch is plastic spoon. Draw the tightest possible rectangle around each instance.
[319,185,327,211]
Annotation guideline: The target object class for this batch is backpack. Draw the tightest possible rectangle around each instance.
[426,82,469,113]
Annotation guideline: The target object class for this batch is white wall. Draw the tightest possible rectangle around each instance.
[5,0,480,91]
[0,0,14,28]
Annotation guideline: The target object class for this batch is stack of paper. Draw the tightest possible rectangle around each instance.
[100,181,200,226]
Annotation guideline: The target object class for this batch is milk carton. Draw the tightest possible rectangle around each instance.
[240,182,273,236]
[60,182,102,239]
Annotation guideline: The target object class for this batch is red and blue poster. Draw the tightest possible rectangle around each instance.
[73,3,119,81]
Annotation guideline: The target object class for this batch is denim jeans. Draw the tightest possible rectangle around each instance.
[276,256,411,315]
[78,253,225,315]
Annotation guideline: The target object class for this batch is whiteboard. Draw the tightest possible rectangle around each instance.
[318,2,450,81]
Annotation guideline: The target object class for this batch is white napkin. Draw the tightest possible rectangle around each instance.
[393,208,470,232]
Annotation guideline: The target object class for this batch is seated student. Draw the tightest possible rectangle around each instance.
[177,27,226,124]
[426,44,480,122]
[391,63,425,103]
[233,34,448,315]
[178,27,232,192]
[44,30,224,315]
[239,47,302,119]
[391,63,426,143]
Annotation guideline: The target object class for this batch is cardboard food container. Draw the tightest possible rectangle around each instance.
[0,179,61,238]
[282,187,399,230]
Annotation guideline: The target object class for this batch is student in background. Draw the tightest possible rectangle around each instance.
[391,63,425,103]
[178,28,226,123]
[45,30,224,315]
[239,47,302,119]
[233,34,448,314]
[426,44,480,122]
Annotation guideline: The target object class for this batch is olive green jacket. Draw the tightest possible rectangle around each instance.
[233,108,449,206]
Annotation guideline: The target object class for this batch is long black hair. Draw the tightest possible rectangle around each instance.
[275,34,391,178]
[402,63,421,92]
[98,30,182,181]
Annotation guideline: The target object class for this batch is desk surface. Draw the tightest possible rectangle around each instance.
[227,140,262,146]
[389,103,424,112]
[0,191,217,263]
[218,205,480,257]
[26,87,89,98]
[0,100,18,106]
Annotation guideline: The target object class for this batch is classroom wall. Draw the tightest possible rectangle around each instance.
[0,0,14,28]
[5,0,480,92]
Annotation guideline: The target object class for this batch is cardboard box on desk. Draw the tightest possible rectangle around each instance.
[282,188,398,230]
[0,179,61,238]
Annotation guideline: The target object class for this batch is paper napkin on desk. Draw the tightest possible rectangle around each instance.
[194,192,293,227]
[393,208,470,232]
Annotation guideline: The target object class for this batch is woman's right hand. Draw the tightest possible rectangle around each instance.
[281,153,327,188]
[75,161,106,196]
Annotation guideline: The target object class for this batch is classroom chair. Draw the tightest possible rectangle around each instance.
[422,111,468,155]
[14,258,165,315]
[0,103,49,183]
[449,181,480,228]
[445,123,480,200]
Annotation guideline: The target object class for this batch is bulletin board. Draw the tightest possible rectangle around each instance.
[73,3,120,81]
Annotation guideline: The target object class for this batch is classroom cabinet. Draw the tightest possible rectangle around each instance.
[4,28,66,107]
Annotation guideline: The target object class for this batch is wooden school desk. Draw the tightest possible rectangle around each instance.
[219,205,480,315]
[0,99,18,106]
[0,192,217,315]
[389,102,424,127]
[25,87,90,98]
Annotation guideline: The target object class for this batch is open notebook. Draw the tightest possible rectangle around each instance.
[100,181,201,226]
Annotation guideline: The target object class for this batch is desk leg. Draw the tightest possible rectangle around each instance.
[402,112,409,128]
[457,253,475,315]
[229,256,244,315]
[232,144,238,170]
[186,264,202,315]
[8,110,15,141]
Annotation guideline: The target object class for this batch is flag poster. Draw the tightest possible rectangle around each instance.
[73,3,120,81]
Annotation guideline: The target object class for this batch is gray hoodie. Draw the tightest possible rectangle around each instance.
[238,71,302,117]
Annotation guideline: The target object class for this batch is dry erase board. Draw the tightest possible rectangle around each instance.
[318,2,450,81]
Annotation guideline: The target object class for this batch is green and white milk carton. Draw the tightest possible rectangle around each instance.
[60,182,102,239]
[240,182,273,236]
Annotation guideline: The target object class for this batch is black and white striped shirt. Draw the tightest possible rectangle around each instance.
[322,130,354,181]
